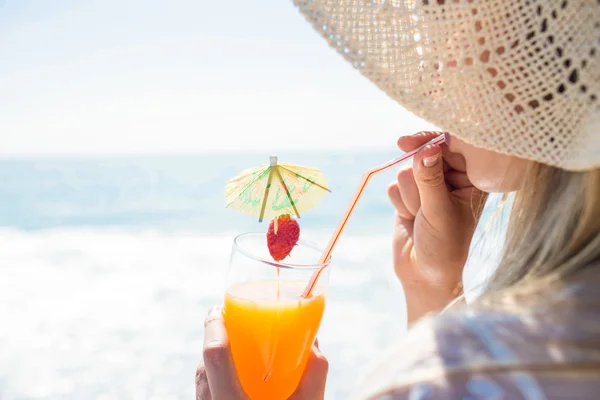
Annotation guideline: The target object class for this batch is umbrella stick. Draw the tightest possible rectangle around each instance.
[279,166,331,193]
[274,168,301,219]
[258,168,274,223]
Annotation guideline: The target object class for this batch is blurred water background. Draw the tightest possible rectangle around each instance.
[0,153,504,399]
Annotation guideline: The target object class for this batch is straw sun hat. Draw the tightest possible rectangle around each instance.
[293,0,600,171]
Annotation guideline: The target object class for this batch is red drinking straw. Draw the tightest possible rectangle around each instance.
[302,133,446,298]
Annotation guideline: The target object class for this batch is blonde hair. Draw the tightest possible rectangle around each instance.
[483,164,600,300]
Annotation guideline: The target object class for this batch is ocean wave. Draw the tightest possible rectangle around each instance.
[0,228,406,400]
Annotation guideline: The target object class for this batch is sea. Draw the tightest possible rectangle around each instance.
[0,151,506,400]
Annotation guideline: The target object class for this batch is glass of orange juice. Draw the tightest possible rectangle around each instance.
[223,232,331,400]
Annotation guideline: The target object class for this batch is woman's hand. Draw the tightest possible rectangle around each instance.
[387,132,487,323]
[196,306,329,400]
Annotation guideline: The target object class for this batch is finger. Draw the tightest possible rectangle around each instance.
[412,144,453,223]
[396,166,421,217]
[387,182,413,221]
[454,187,489,216]
[444,170,473,191]
[314,338,319,350]
[444,169,488,209]
[196,363,212,400]
[397,131,444,152]
[394,211,414,237]
[289,348,328,400]
[203,306,246,400]
[441,145,467,173]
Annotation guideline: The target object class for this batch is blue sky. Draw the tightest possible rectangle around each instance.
[0,0,434,155]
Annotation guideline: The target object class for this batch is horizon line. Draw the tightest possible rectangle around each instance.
[0,145,399,160]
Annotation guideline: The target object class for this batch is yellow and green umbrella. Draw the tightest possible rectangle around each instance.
[225,156,330,222]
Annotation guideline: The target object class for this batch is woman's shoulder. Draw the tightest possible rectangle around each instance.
[353,303,600,400]
[353,308,519,398]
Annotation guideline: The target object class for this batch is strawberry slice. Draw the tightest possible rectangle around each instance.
[266,214,300,261]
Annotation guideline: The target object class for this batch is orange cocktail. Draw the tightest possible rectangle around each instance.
[224,233,330,400]
[224,280,325,399]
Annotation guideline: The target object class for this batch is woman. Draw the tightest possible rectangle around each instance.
[197,0,600,398]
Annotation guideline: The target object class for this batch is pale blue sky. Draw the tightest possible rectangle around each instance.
[0,0,434,155]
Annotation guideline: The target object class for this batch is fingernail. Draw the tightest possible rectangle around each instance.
[423,153,440,167]
[444,132,451,146]
[204,306,223,327]
[207,305,222,317]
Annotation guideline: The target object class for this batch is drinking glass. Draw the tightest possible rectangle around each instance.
[223,232,331,400]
